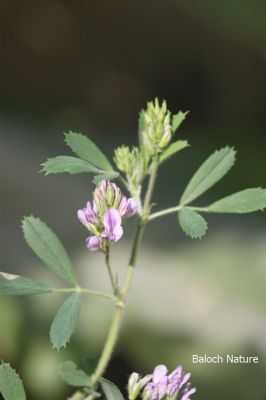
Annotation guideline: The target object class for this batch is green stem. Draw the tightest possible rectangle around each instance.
[84,155,160,398]
[123,221,145,296]
[143,156,159,218]
[91,303,124,386]
[68,391,84,400]
[149,204,210,221]
[149,205,182,220]
[105,248,116,293]
[53,287,114,301]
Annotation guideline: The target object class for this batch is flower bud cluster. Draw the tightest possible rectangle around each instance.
[139,99,172,157]
[77,180,137,252]
[114,146,146,196]
[128,364,196,400]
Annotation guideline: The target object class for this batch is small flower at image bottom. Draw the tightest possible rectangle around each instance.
[128,364,196,400]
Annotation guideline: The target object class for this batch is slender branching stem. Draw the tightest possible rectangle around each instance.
[68,391,84,400]
[83,155,160,399]
[143,156,159,218]
[105,248,116,294]
[149,205,182,220]
[148,204,210,221]
[53,287,114,301]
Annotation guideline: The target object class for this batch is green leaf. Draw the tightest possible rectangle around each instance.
[178,208,208,239]
[181,147,236,205]
[65,132,113,171]
[59,361,91,387]
[160,140,189,163]
[41,156,99,175]
[208,188,266,214]
[100,378,124,400]
[93,172,119,185]
[0,272,52,296]
[172,111,188,133]
[50,292,81,350]
[22,216,77,285]
[0,363,26,400]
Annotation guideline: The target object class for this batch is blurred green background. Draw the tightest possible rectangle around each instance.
[1,1,266,399]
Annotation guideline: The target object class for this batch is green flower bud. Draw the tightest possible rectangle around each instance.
[139,99,173,155]
[106,184,115,205]
[114,146,147,196]
[113,146,131,174]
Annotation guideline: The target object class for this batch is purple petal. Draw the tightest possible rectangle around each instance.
[180,373,191,388]
[99,180,107,193]
[145,382,156,393]
[102,225,123,242]
[153,365,168,384]
[157,376,168,399]
[168,365,182,383]
[125,198,138,217]
[77,209,87,224]
[103,208,123,242]
[86,236,101,251]
[103,208,121,231]
[85,201,97,223]
[180,387,197,400]
[167,381,179,397]
[118,196,128,216]
[112,225,123,242]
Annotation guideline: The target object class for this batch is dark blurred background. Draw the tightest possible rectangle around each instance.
[1,1,266,399]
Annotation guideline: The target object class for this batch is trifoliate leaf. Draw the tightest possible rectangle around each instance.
[93,172,120,185]
[178,208,208,239]
[65,132,113,171]
[159,140,189,163]
[41,156,99,175]
[22,216,77,285]
[50,292,81,350]
[172,111,188,133]
[181,147,236,205]
[208,188,266,213]
[0,363,26,400]
[0,272,52,296]
[100,378,124,400]
[59,361,91,387]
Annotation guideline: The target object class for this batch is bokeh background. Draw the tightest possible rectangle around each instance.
[1,1,266,399]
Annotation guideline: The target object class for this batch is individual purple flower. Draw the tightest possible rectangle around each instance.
[103,208,123,242]
[125,198,138,217]
[77,201,97,225]
[78,180,137,252]
[86,236,102,251]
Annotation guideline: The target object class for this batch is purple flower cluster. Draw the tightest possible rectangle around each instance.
[142,365,196,400]
[77,180,137,251]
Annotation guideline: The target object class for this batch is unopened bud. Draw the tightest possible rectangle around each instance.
[139,99,173,155]
[128,373,152,400]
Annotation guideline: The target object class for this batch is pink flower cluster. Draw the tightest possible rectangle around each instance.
[143,365,196,400]
[128,364,196,400]
[77,181,137,251]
